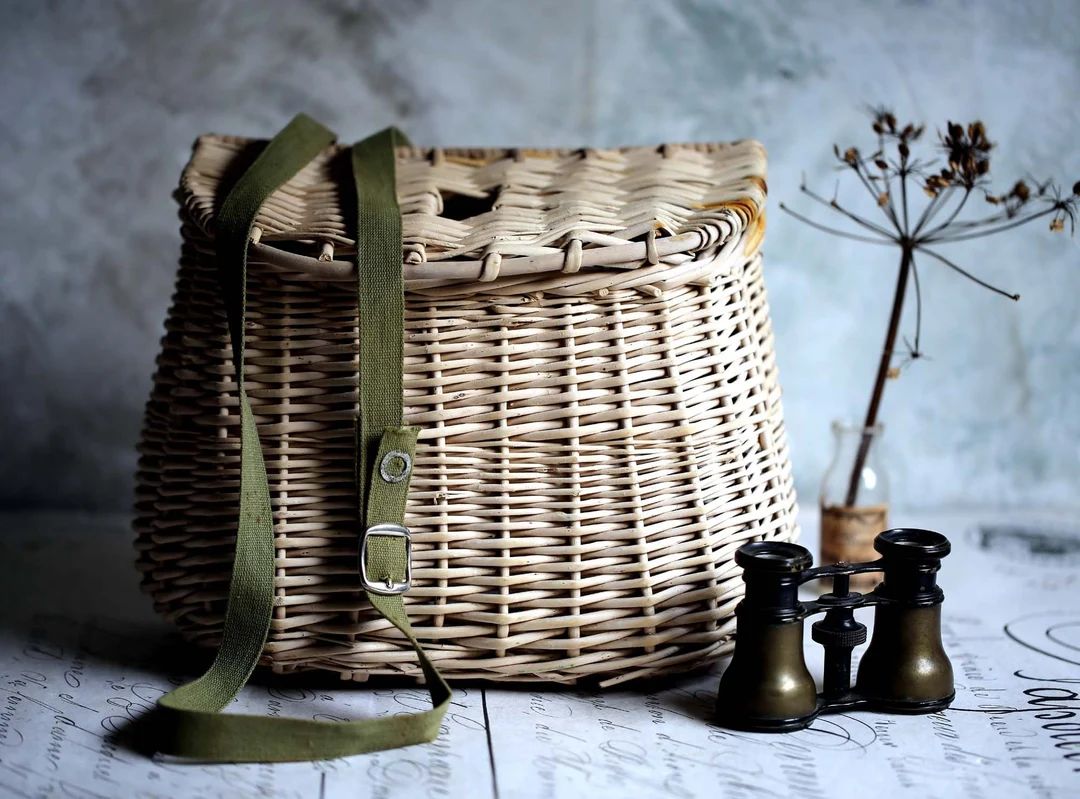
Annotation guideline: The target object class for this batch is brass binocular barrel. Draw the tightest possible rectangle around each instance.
[715,528,954,732]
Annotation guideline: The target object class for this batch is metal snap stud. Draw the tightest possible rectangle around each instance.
[379,450,412,484]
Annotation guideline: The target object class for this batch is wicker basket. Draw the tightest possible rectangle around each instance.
[134,131,798,687]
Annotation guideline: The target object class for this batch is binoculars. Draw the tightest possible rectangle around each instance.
[715,528,954,732]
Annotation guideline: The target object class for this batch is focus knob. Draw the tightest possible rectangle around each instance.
[812,617,867,648]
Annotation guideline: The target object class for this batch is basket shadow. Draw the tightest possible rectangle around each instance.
[0,512,734,763]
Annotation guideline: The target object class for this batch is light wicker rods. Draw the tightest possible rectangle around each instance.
[134,137,798,686]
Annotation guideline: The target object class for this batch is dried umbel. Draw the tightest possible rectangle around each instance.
[939,120,992,188]
[782,107,1078,507]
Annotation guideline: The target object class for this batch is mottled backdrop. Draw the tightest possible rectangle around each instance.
[1,0,1078,512]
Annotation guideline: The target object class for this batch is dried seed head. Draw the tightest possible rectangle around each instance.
[1050,217,1065,232]
[941,120,994,187]
[843,147,860,166]
[968,121,990,150]
[870,106,899,136]
[874,158,889,170]
[878,192,890,206]
[924,174,950,196]
[1073,180,1080,196]
[1011,180,1031,203]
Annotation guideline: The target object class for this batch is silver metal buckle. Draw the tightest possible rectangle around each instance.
[359,522,412,596]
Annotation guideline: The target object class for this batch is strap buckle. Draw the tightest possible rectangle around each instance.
[359,522,412,596]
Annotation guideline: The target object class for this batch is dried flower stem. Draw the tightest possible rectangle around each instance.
[845,245,912,506]
[917,247,1020,300]
[784,108,1077,510]
[926,205,1059,243]
[800,185,897,238]
[777,203,895,245]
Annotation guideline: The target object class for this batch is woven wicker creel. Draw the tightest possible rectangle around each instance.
[134,134,798,687]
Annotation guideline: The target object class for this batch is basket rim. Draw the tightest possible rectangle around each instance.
[179,134,768,287]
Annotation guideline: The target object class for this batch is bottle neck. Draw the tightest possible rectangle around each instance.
[828,423,884,474]
[821,421,889,509]
[832,422,882,452]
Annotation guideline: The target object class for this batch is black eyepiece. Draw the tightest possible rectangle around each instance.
[736,541,814,573]
[873,528,951,607]
[875,528,951,561]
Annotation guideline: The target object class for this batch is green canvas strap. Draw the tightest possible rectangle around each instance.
[154,115,451,763]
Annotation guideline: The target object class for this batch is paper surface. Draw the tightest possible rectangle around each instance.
[1,511,1077,798]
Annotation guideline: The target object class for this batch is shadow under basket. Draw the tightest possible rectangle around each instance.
[133,134,798,687]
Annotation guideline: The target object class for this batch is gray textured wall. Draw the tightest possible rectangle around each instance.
[1,0,1078,512]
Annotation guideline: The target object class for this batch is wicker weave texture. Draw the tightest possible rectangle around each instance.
[134,138,797,686]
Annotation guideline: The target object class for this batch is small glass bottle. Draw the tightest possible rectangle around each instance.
[820,421,889,589]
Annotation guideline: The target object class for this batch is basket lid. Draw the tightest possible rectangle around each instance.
[178,134,766,292]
